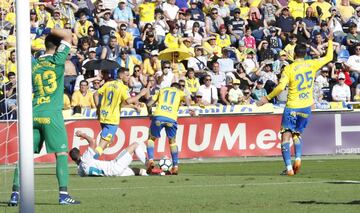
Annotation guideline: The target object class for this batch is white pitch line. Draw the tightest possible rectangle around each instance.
[1,180,359,194]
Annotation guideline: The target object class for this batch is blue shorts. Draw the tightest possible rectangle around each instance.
[281,106,312,134]
[100,123,118,142]
[150,116,178,139]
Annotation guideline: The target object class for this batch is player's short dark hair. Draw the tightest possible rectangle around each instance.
[69,148,81,164]
[117,67,129,76]
[171,82,180,89]
[294,43,307,58]
[45,34,61,50]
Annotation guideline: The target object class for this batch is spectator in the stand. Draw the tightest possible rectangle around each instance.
[163,0,180,21]
[293,19,311,44]
[138,0,156,29]
[354,84,360,107]
[247,8,264,41]
[328,7,346,43]
[97,9,118,45]
[74,11,93,39]
[266,26,282,55]
[228,8,246,46]
[58,0,79,28]
[202,36,222,59]
[205,8,224,36]
[34,2,51,25]
[283,34,297,61]
[242,27,256,49]
[5,49,16,76]
[71,80,96,109]
[187,45,207,73]
[118,49,142,76]
[315,66,330,88]
[187,21,204,46]
[164,22,181,48]
[213,0,230,19]
[153,9,169,45]
[256,61,278,94]
[332,72,351,102]
[337,0,355,23]
[239,87,254,105]
[188,0,205,28]
[74,0,95,15]
[302,6,319,33]
[252,79,267,101]
[257,40,275,62]
[101,36,121,61]
[345,44,360,85]
[64,54,78,94]
[63,93,71,110]
[228,79,243,105]
[143,50,161,76]
[5,72,17,119]
[349,7,360,32]
[113,0,134,27]
[46,9,64,29]
[116,24,134,52]
[288,0,308,19]
[209,61,226,89]
[346,23,360,48]
[259,0,279,23]
[197,74,218,106]
[178,79,192,100]
[129,65,147,96]
[185,68,200,98]
[216,24,231,49]
[156,61,176,88]
[275,6,294,43]
[87,26,99,46]
[142,31,159,59]
[230,63,254,90]
[273,51,289,75]
[311,0,331,21]
[144,75,160,103]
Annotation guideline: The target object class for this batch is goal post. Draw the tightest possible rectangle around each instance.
[15,0,35,212]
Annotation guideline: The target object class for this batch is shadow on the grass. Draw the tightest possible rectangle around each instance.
[326,181,360,184]
[0,201,10,207]
[292,200,360,205]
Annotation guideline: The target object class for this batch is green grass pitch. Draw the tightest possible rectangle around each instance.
[0,157,359,213]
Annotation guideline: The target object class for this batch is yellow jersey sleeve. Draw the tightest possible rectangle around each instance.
[266,67,290,100]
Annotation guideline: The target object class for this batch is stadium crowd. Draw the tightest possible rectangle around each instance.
[1,0,360,119]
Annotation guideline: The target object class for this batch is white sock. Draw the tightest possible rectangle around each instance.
[286,165,293,171]
[295,157,301,161]
[135,145,146,165]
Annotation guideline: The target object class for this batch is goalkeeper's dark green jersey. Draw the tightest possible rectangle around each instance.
[32,41,70,112]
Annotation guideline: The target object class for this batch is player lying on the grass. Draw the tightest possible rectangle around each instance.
[146,82,196,175]
[92,68,147,159]
[256,31,334,176]
[69,131,150,176]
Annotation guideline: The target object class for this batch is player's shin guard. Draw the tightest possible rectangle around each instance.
[169,141,179,167]
[146,139,155,160]
[281,142,292,171]
[94,146,104,159]
[56,155,69,191]
[293,135,302,160]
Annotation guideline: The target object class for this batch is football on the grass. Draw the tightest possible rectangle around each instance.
[158,157,172,172]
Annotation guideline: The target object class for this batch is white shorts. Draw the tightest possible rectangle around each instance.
[112,150,135,176]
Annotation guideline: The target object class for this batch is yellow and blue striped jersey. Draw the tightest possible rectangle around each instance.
[267,41,333,109]
[98,80,130,125]
[153,87,185,121]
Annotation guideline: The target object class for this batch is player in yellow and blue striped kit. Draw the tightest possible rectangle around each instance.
[257,32,334,176]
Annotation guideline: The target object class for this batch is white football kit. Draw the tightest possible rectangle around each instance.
[78,148,135,177]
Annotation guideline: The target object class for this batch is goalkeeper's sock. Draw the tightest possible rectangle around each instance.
[56,155,69,190]
[293,136,303,160]
[170,143,179,167]
[281,142,292,171]
[146,139,155,160]
[12,165,20,192]
[135,144,146,165]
